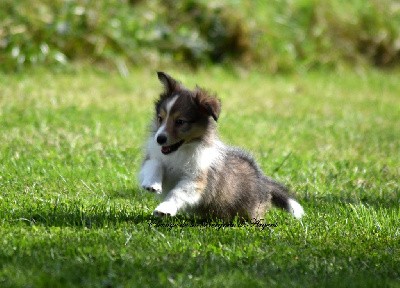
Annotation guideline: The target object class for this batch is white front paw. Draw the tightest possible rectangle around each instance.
[153,202,178,217]
[141,181,162,194]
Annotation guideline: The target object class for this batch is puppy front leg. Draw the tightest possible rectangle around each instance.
[153,180,202,217]
[139,158,163,194]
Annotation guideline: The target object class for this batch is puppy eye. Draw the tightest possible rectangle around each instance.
[175,119,186,126]
[157,116,163,124]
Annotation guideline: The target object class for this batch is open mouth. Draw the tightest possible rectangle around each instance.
[161,140,184,155]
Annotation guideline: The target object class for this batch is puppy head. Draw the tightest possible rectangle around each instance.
[154,72,221,155]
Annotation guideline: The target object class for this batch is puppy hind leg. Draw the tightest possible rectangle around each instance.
[250,200,270,222]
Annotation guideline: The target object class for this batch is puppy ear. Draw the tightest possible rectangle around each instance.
[157,72,179,94]
[195,88,221,122]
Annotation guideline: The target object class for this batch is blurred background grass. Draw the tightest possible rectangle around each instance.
[1,0,400,73]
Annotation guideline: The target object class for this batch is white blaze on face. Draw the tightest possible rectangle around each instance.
[155,95,179,142]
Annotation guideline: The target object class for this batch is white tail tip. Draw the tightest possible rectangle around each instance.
[288,198,305,219]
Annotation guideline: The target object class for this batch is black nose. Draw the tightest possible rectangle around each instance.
[157,134,167,145]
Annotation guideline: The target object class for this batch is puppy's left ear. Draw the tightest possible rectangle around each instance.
[195,88,221,122]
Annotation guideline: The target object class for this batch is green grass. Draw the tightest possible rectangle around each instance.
[0,68,399,287]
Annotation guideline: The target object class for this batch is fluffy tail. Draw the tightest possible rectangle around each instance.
[271,189,305,219]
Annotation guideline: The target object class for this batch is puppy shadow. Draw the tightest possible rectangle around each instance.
[15,210,154,228]
[16,205,253,229]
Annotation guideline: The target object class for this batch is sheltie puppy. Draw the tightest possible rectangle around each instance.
[138,72,304,221]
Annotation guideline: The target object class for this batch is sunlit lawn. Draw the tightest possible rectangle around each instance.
[0,68,399,287]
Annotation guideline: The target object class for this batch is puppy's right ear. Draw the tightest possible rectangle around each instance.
[157,72,179,94]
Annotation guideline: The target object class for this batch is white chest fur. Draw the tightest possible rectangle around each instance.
[146,137,222,187]
[141,138,222,217]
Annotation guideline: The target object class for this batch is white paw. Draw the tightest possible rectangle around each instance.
[141,181,162,194]
[153,202,178,217]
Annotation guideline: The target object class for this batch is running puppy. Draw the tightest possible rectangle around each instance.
[139,72,304,220]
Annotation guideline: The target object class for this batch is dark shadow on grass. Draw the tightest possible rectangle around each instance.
[19,211,264,229]
[12,202,270,229]
[14,210,153,228]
